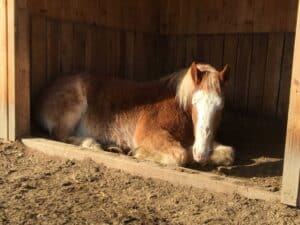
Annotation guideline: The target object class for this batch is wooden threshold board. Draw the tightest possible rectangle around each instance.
[22,138,280,203]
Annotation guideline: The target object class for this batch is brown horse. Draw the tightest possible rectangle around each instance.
[35,62,234,166]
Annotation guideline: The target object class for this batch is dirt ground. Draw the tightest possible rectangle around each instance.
[0,140,299,225]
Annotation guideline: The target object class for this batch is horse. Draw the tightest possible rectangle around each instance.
[35,62,235,167]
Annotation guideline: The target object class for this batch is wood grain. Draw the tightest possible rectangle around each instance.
[27,0,159,33]
[60,21,73,74]
[262,34,284,117]
[30,15,47,101]
[223,34,238,109]
[159,0,297,34]
[247,34,268,116]
[277,34,295,121]
[7,0,30,140]
[72,23,86,72]
[281,2,300,207]
[46,19,61,81]
[234,35,252,113]
[0,0,8,139]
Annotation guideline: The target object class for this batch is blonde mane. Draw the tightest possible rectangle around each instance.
[160,64,219,110]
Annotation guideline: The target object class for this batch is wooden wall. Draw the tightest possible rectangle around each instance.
[27,0,160,33]
[27,0,297,122]
[160,0,298,34]
[161,33,295,122]
[29,16,162,101]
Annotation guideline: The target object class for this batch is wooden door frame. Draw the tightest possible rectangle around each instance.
[281,0,300,207]
[0,0,30,140]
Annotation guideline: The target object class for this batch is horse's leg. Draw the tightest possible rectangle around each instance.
[66,136,103,151]
[208,142,235,166]
[133,126,191,166]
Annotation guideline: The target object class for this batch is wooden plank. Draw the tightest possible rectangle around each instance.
[72,23,86,72]
[85,24,93,73]
[123,32,135,80]
[234,35,252,113]
[140,34,160,80]
[185,35,198,66]
[253,0,298,34]
[27,0,158,33]
[197,35,210,64]
[277,33,295,121]
[30,15,47,101]
[157,35,169,75]
[209,34,224,70]
[159,0,297,34]
[22,138,280,203]
[89,28,109,75]
[7,0,30,140]
[247,34,268,116]
[132,33,147,81]
[223,34,238,109]
[281,1,300,207]
[105,30,121,78]
[0,0,8,140]
[86,25,98,74]
[46,19,61,81]
[262,34,284,117]
[60,21,73,74]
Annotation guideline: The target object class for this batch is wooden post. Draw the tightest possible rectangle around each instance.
[281,1,300,207]
[0,0,8,140]
[7,0,30,140]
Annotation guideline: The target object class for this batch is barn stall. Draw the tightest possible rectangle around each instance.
[0,0,299,207]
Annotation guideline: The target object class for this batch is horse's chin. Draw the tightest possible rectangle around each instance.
[193,156,209,165]
[192,150,211,165]
[192,142,211,164]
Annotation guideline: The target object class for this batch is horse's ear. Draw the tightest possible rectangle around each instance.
[219,64,230,82]
[190,62,198,84]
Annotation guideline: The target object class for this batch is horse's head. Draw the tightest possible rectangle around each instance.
[177,62,229,164]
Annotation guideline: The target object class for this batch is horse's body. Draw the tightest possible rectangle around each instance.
[36,63,234,166]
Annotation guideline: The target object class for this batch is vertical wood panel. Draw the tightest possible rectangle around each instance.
[223,34,238,109]
[106,30,121,77]
[7,0,15,140]
[7,0,30,140]
[72,23,86,72]
[90,28,108,75]
[247,34,268,116]
[0,0,8,139]
[262,34,284,117]
[277,34,295,121]
[123,32,135,79]
[30,15,46,100]
[60,21,73,74]
[46,19,61,81]
[159,0,297,34]
[185,35,198,65]
[234,35,253,113]
[209,35,224,70]
[133,33,147,80]
[85,25,93,73]
[197,35,211,64]
[281,1,300,207]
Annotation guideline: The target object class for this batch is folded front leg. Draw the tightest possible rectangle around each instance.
[208,141,235,166]
[133,125,191,166]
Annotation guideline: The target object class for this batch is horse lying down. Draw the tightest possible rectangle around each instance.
[35,62,235,167]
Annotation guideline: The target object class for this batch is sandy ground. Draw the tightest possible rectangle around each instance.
[0,140,299,225]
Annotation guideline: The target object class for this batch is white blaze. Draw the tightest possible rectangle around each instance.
[192,90,224,162]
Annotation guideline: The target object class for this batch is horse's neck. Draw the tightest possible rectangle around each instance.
[140,79,176,99]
